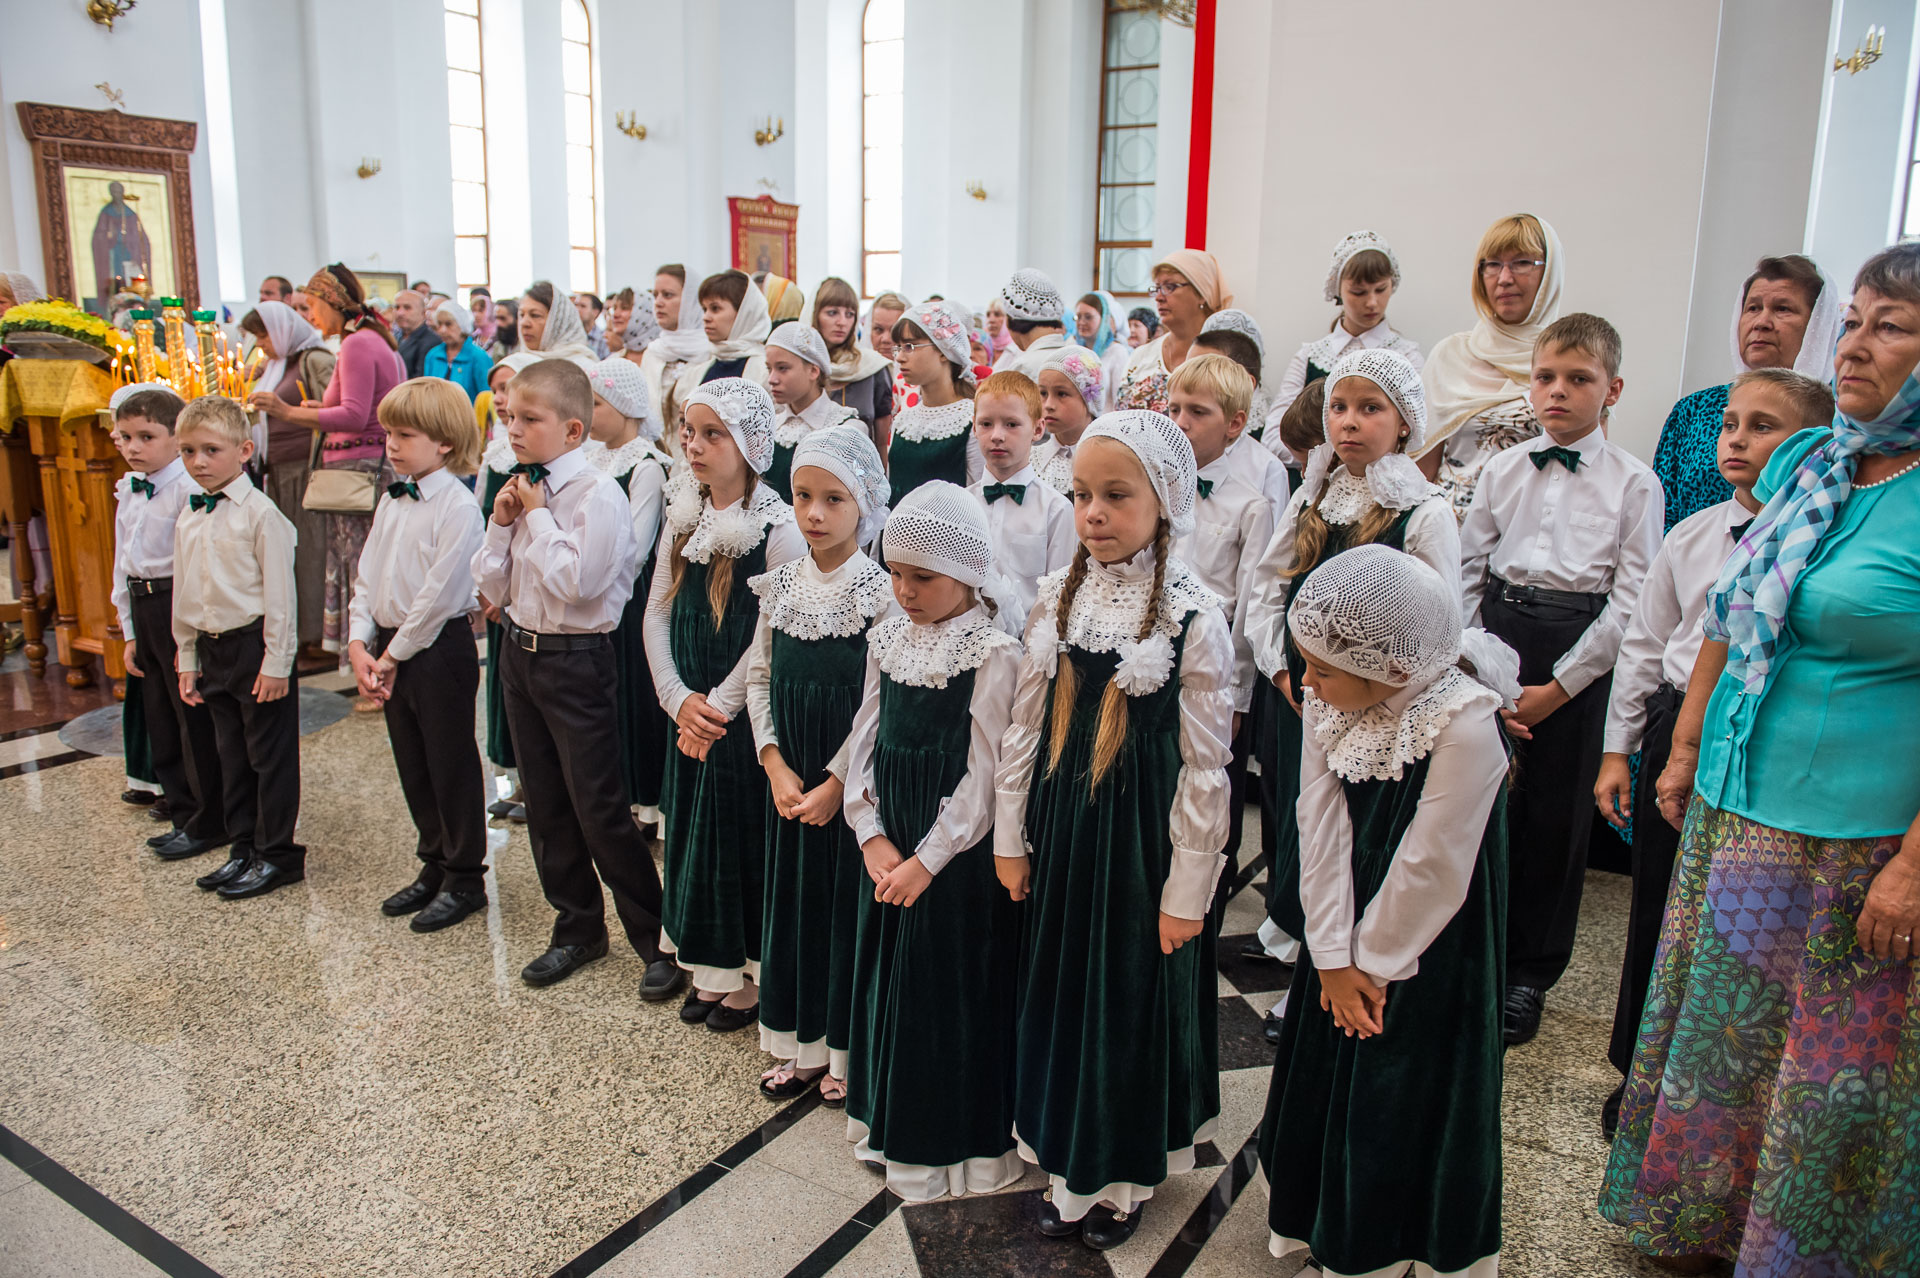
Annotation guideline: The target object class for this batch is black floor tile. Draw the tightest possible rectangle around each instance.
[1215,931,1294,996]
[1217,995,1276,1072]
[902,1188,1115,1277]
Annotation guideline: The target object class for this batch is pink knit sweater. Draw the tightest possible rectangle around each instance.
[316,326,401,462]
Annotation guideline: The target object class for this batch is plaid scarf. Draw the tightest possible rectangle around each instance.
[1706,374,1920,692]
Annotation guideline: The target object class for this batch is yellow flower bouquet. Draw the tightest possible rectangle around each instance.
[1,298,119,360]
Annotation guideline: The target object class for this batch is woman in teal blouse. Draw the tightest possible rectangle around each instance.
[1600,244,1920,1276]
[423,299,494,402]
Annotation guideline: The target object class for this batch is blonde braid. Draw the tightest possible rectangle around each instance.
[1086,520,1169,788]
[1045,546,1093,775]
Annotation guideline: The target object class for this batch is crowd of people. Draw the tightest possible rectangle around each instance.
[3,212,1914,1277]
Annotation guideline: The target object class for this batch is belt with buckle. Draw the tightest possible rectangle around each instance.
[1491,575,1607,611]
[504,619,604,653]
[201,618,265,642]
[126,575,173,597]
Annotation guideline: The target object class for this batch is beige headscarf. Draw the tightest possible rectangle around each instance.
[1154,249,1232,312]
[1415,215,1564,459]
[712,276,771,361]
[528,281,599,370]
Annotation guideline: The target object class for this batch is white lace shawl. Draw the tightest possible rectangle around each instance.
[664,480,793,565]
[867,610,1016,689]
[889,399,974,443]
[748,553,890,641]
[595,436,671,479]
[1305,666,1502,783]
[1024,552,1221,696]
[1301,446,1438,521]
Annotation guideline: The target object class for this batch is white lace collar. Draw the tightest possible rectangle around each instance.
[594,436,670,478]
[664,481,793,564]
[1302,446,1438,522]
[1026,548,1219,695]
[867,606,1014,689]
[1033,438,1077,493]
[1305,666,1499,783]
[748,551,890,640]
[890,398,974,443]
[772,395,856,446]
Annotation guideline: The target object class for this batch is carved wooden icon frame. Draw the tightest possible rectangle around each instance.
[16,102,200,313]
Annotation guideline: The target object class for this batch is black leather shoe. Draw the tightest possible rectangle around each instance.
[380,879,439,916]
[1601,1082,1624,1142]
[640,959,689,1002]
[508,804,528,824]
[1081,1201,1142,1250]
[680,989,718,1023]
[1503,984,1546,1046]
[486,796,518,818]
[520,939,608,986]
[147,798,175,822]
[122,788,158,806]
[152,831,227,861]
[705,1002,759,1033]
[1035,1194,1080,1239]
[1263,1006,1284,1045]
[217,860,304,899]
[147,829,182,848]
[196,851,254,891]
[410,890,486,933]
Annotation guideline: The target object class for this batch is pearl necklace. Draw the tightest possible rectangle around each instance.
[1855,453,1920,489]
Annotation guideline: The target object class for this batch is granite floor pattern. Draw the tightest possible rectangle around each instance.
[0,671,1700,1277]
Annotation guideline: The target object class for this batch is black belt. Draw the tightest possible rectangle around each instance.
[1491,574,1607,611]
[503,618,604,653]
[126,576,173,597]
[201,618,264,642]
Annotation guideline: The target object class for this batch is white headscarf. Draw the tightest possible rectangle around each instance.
[0,271,45,306]
[435,299,473,335]
[527,282,598,368]
[1416,215,1565,459]
[712,276,772,361]
[651,270,712,364]
[253,300,323,397]
[1728,262,1844,380]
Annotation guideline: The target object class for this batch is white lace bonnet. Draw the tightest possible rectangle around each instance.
[589,356,661,441]
[999,268,1065,323]
[1323,347,1428,455]
[882,480,993,588]
[1201,308,1266,359]
[767,322,833,380]
[1040,345,1103,413]
[1081,409,1200,539]
[685,377,777,474]
[1287,544,1461,688]
[904,300,978,385]
[1323,229,1402,304]
[791,424,891,544]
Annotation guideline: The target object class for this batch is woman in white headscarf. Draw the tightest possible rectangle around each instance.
[0,271,45,316]
[242,299,336,658]
[424,298,495,401]
[670,269,771,427]
[1415,213,1565,517]
[643,264,711,440]
[517,280,599,371]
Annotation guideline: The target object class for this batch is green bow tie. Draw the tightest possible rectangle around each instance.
[510,461,550,484]
[189,491,225,513]
[1530,445,1582,473]
[130,475,157,498]
[387,479,422,501]
[982,482,1026,505]
[1196,477,1215,500]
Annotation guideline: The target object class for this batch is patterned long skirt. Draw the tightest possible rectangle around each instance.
[320,458,386,664]
[1598,799,1918,1277]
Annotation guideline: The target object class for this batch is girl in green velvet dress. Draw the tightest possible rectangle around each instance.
[885,301,982,506]
[763,324,863,503]
[1257,544,1512,1278]
[840,481,1024,1203]
[642,378,805,1030]
[746,425,893,1106]
[995,409,1235,1252]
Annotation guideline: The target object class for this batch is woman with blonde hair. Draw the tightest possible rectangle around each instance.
[1114,250,1231,414]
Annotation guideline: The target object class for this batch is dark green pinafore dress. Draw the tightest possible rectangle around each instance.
[610,461,672,808]
[886,423,971,507]
[481,463,516,769]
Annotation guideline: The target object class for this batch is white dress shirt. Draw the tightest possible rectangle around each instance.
[1265,319,1424,425]
[1230,432,1291,521]
[1603,498,1747,754]
[995,551,1236,919]
[1297,687,1506,984]
[111,456,192,640]
[171,473,298,678]
[1459,427,1665,697]
[1031,437,1078,495]
[772,392,862,448]
[842,607,1020,875]
[1175,452,1277,712]
[346,467,484,660]
[969,464,1078,629]
[471,445,639,636]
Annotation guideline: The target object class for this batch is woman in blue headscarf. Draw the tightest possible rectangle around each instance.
[1071,290,1129,411]
[1600,241,1920,1277]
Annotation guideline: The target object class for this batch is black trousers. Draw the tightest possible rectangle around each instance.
[378,621,488,896]
[1607,682,1684,1076]
[129,587,225,842]
[197,623,303,870]
[1480,587,1611,992]
[499,634,664,957]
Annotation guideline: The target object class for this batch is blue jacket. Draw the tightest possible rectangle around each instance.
[423,338,493,401]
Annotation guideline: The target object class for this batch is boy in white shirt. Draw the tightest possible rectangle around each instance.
[968,370,1076,629]
[1591,366,1827,1136]
[472,359,673,994]
[349,379,490,934]
[1459,313,1664,1046]
[171,396,302,899]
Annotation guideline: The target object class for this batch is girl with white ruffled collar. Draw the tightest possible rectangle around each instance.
[993,409,1235,1250]
[1243,347,1460,979]
[1256,544,1515,1278]
[886,300,984,504]
[642,377,806,1027]
[744,425,893,1109]
[839,482,1025,1203]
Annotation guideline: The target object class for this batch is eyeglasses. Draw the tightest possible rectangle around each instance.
[892,341,931,356]
[1147,280,1193,299]
[1479,258,1546,280]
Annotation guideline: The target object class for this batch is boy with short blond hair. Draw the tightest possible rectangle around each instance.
[1459,312,1663,1045]
[968,369,1075,626]
[172,395,303,899]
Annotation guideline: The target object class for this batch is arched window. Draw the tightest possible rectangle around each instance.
[562,0,598,294]
[445,0,490,300]
[861,0,903,298]
[1093,0,1160,298]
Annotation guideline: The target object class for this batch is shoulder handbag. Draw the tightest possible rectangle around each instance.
[299,348,380,513]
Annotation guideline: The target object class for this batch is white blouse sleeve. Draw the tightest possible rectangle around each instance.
[642,529,694,719]
[1351,700,1506,985]
[1271,348,1311,417]
[1296,701,1359,973]
[744,615,777,757]
[965,432,985,486]
[841,650,886,845]
[993,596,1056,859]
[1162,604,1235,919]
[706,522,808,722]
[827,597,893,783]
[914,642,1018,875]
[1403,497,1463,600]
[1246,490,1308,678]
[1604,541,1682,755]
[628,462,666,572]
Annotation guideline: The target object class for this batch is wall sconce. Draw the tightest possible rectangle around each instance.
[965,180,988,202]
[615,111,647,140]
[1835,24,1886,74]
[754,116,785,147]
[356,157,382,180]
[86,0,138,31]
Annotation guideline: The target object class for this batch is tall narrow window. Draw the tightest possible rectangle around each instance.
[862,0,903,298]
[445,0,489,299]
[562,0,598,294]
[1093,1,1160,298]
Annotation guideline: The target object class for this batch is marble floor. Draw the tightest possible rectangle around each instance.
[0,657,1695,1277]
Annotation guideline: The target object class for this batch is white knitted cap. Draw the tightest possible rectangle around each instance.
[998,268,1065,322]
[766,322,832,379]
[110,381,173,412]
[589,356,660,440]
[792,423,890,544]
[685,377,777,474]
[1201,308,1266,359]
[1287,544,1460,687]
[1081,409,1199,539]
[1040,346,1103,414]
[882,480,993,588]
[904,300,977,385]
[1323,229,1402,304]
[1323,347,1428,455]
